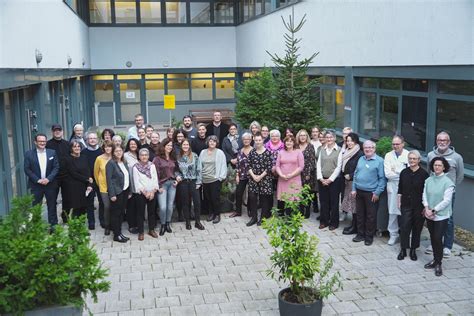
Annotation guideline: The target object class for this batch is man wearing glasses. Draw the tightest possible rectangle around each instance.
[384,135,409,246]
[24,133,60,227]
[426,131,464,258]
[127,114,145,140]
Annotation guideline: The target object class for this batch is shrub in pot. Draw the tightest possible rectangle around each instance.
[0,195,110,315]
[262,185,342,316]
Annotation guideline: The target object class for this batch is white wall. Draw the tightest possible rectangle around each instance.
[236,0,474,68]
[89,27,237,69]
[0,0,90,69]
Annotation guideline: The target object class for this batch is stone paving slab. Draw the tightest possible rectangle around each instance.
[85,212,474,315]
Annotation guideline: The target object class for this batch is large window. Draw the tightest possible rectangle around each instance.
[215,0,234,24]
[401,96,427,150]
[140,0,162,23]
[190,2,211,24]
[318,76,345,129]
[359,92,377,138]
[115,0,137,23]
[167,74,190,100]
[166,1,187,23]
[191,74,213,100]
[215,73,235,99]
[89,0,112,23]
[380,95,398,137]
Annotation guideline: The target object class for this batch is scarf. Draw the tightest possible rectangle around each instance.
[342,144,360,171]
[86,144,99,151]
[227,134,240,154]
[265,140,284,153]
[135,161,152,179]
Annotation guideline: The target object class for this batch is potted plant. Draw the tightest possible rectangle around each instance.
[262,185,342,316]
[0,195,110,315]
[220,166,237,212]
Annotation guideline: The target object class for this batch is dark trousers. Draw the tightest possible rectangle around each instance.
[427,219,448,264]
[31,184,58,226]
[72,208,86,218]
[126,193,139,228]
[277,200,304,216]
[110,190,128,237]
[178,180,201,221]
[318,178,341,227]
[356,189,378,239]
[235,179,248,214]
[86,183,104,226]
[199,186,209,215]
[135,194,156,233]
[248,192,273,220]
[399,208,425,249]
[203,181,221,216]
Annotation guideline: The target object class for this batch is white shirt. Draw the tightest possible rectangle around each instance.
[132,164,159,194]
[37,149,47,179]
[118,161,130,191]
[127,125,145,140]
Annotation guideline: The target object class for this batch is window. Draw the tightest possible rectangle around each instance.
[321,89,334,122]
[89,0,112,23]
[380,96,398,137]
[64,0,78,13]
[402,79,428,92]
[438,80,474,96]
[256,0,263,16]
[215,1,234,24]
[436,99,474,165]
[94,82,114,102]
[322,76,335,85]
[140,0,162,23]
[402,96,427,150]
[361,78,378,88]
[216,79,235,99]
[168,79,190,101]
[115,0,137,23]
[336,76,345,86]
[380,78,401,90]
[190,2,211,24]
[335,89,344,128]
[359,92,377,138]
[146,81,165,102]
[166,1,187,23]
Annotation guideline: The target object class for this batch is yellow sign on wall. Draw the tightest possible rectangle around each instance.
[164,95,176,110]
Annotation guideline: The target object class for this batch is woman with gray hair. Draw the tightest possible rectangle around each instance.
[199,135,227,224]
[132,148,159,240]
[396,150,429,261]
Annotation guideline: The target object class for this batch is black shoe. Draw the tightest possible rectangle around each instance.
[207,214,215,222]
[159,225,166,236]
[257,220,262,226]
[212,215,221,224]
[246,218,257,227]
[128,227,139,234]
[178,215,185,222]
[434,264,442,276]
[316,215,321,220]
[364,238,373,246]
[352,235,365,242]
[409,249,417,261]
[119,233,130,241]
[104,229,110,236]
[424,260,436,269]
[195,221,205,230]
[165,222,172,233]
[343,225,357,235]
[100,222,105,229]
[186,221,192,230]
[113,235,128,243]
[397,249,407,260]
[88,224,95,230]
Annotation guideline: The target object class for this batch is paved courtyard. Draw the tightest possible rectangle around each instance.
[86,212,474,316]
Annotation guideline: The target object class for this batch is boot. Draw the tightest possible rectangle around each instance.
[165,222,172,233]
[185,220,192,230]
[177,208,184,222]
[343,214,357,235]
[246,216,258,227]
[159,225,166,236]
[409,248,417,261]
[397,248,407,260]
[434,263,442,276]
[195,220,205,230]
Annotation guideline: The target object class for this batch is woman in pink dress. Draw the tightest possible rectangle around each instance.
[276,135,305,215]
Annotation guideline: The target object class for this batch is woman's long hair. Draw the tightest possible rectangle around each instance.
[158,138,176,160]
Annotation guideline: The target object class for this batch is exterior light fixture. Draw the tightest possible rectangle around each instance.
[162,60,169,67]
[82,58,86,67]
[35,49,43,64]
[126,61,132,68]
[67,55,72,66]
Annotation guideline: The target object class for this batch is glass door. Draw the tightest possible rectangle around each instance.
[94,80,115,126]
[116,80,143,125]
[379,95,399,137]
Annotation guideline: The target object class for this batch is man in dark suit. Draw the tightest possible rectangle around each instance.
[206,111,229,149]
[24,133,60,226]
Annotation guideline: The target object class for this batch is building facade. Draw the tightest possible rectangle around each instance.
[0,0,473,230]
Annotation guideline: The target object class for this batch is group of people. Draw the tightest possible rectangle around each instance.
[24,111,464,276]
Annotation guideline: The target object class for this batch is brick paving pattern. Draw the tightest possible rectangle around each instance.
[85,213,474,315]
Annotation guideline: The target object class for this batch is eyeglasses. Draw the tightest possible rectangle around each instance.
[437,139,449,143]
[392,143,401,146]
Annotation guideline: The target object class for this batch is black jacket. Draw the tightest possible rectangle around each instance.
[221,136,243,164]
[342,149,364,181]
[206,122,229,148]
[191,137,207,156]
[106,160,128,198]
[46,138,70,179]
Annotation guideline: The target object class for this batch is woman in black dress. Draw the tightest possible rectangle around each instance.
[246,133,274,226]
[63,140,93,218]
[296,129,317,218]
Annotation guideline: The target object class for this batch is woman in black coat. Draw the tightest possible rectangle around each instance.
[340,133,364,235]
[221,123,243,168]
[63,140,93,217]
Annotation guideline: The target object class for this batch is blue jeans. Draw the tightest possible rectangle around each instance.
[443,192,455,250]
[158,180,176,224]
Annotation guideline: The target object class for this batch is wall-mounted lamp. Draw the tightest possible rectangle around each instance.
[67,55,72,66]
[126,61,132,68]
[162,60,169,67]
[35,49,43,64]
[82,58,86,67]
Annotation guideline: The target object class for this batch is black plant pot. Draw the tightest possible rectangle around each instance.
[278,288,323,316]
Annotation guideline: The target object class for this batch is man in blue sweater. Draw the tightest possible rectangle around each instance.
[351,140,387,246]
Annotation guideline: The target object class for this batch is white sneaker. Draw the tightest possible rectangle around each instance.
[388,236,399,246]
[425,245,433,254]
[339,212,347,222]
[443,248,451,258]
